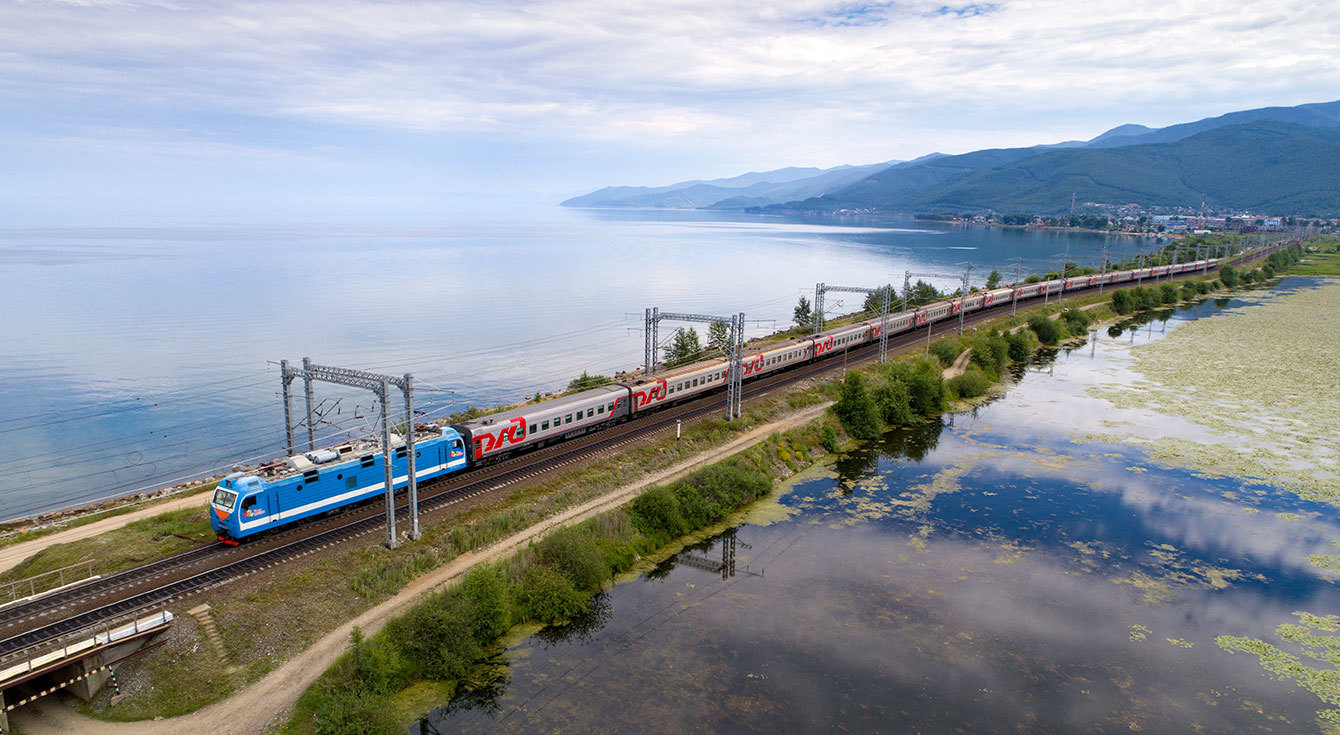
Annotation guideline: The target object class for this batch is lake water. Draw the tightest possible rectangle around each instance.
[417,282,1340,734]
[0,209,1151,521]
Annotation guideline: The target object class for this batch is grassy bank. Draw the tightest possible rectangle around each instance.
[0,480,217,551]
[0,507,214,586]
[284,415,840,734]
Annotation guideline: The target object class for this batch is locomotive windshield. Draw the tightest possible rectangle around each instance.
[212,487,238,511]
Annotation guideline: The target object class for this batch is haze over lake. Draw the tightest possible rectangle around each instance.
[0,209,1150,521]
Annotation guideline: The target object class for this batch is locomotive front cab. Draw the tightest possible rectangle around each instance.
[211,472,263,544]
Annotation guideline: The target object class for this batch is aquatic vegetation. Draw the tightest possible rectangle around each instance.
[1218,612,1340,723]
[1129,625,1151,642]
[1088,280,1340,507]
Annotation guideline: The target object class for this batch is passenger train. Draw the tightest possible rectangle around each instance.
[210,248,1263,543]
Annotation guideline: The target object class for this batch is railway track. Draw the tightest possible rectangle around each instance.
[0,247,1280,656]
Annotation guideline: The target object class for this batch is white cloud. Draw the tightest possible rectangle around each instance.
[2,0,1339,181]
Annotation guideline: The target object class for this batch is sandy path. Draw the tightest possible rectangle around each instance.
[9,403,832,735]
[0,493,213,576]
[941,349,973,379]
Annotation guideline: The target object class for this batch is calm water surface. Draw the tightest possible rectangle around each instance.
[417,286,1338,734]
[1,209,1146,520]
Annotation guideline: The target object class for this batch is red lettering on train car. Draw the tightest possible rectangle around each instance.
[636,381,666,408]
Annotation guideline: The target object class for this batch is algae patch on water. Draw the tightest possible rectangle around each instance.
[1218,612,1340,724]
[1087,280,1340,507]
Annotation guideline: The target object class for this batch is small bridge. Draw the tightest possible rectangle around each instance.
[0,605,173,733]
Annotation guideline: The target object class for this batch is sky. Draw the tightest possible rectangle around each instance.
[3,0,1339,225]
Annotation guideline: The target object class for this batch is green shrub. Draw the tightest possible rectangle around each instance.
[948,368,991,399]
[881,358,944,415]
[1195,281,1211,294]
[536,527,608,591]
[834,372,882,440]
[1261,263,1276,278]
[628,485,687,542]
[460,565,512,642]
[1005,329,1035,362]
[514,564,587,624]
[386,591,481,680]
[1159,283,1178,303]
[928,338,962,368]
[313,689,402,735]
[820,424,839,452]
[1220,264,1239,287]
[964,333,1009,376]
[1027,315,1060,345]
[673,463,771,528]
[872,380,916,427]
[1060,308,1090,334]
[1110,289,1133,315]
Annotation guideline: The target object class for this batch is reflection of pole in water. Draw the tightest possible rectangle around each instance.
[1090,329,1097,358]
[680,528,759,580]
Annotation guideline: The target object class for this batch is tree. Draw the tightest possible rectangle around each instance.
[706,320,730,354]
[793,295,813,330]
[1219,264,1239,288]
[664,327,702,367]
[567,371,611,392]
[862,285,894,314]
[833,372,881,440]
[985,269,1002,289]
[904,280,940,308]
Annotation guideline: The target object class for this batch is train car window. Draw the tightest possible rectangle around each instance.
[542,421,549,430]
[346,476,357,490]
[597,405,604,414]
[453,439,462,449]
[607,403,614,412]
[303,470,319,483]
[566,414,572,424]
[361,455,375,468]
[242,495,258,511]
[587,408,594,417]
[395,447,407,458]
[530,423,538,433]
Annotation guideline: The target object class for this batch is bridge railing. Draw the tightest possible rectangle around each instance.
[0,561,96,607]
[0,603,172,686]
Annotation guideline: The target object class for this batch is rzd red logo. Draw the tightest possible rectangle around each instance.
[636,381,667,408]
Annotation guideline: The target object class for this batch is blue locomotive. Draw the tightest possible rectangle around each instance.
[209,425,467,543]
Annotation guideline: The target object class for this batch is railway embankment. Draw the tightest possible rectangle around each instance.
[2,242,1301,733]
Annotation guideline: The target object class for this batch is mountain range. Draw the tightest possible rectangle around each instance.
[562,100,1340,215]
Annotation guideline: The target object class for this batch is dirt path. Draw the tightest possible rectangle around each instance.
[9,403,832,735]
[941,348,973,379]
[0,493,213,575]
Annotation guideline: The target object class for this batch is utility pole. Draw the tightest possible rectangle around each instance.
[1098,245,1109,296]
[281,359,295,456]
[281,360,423,548]
[1011,257,1023,316]
[302,356,316,451]
[644,309,746,420]
[906,269,966,353]
[814,282,895,362]
[957,264,972,335]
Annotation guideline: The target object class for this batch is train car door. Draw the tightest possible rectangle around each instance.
[239,491,272,525]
